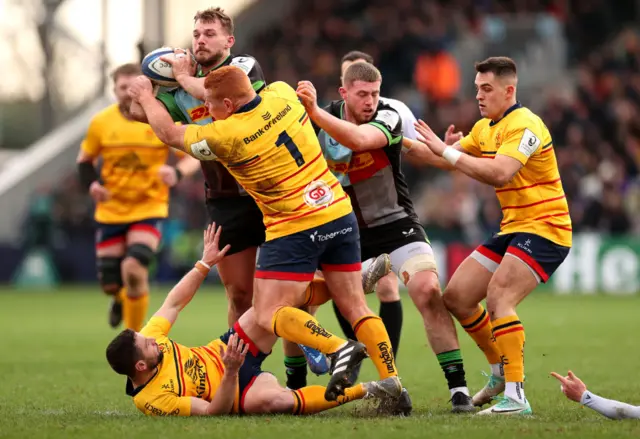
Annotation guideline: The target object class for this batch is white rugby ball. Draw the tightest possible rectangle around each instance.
[141,47,190,87]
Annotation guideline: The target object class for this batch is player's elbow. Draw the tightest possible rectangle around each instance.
[491,167,514,187]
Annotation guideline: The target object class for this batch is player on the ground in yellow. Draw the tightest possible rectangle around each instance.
[128,65,405,402]
[413,56,572,415]
[106,223,403,416]
[77,63,199,331]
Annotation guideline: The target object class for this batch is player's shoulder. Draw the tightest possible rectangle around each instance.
[373,101,402,130]
[322,100,344,118]
[508,106,546,131]
[379,97,412,117]
[229,53,260,73]
[261,81,296,101]
[91,104,120,124]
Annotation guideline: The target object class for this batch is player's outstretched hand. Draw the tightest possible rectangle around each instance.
[89,181,110,202]
[219,333,249,374]
[160,49,195,81]
[201,222,231,267]
[414,120,447,156]
[444,124,464,145]
[551,370,587,403]
[296,81,319,115]
[158,165,180,187]
[128,76,154,102]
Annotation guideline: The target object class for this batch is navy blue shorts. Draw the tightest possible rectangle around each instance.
[95,218,163,249]
[219,322,269,414]
[474,232,570,283]
[255,212,361,281]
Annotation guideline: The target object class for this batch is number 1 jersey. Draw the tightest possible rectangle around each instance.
[182,82,352,241]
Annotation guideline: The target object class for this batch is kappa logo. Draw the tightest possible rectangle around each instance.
[262,111,271,121]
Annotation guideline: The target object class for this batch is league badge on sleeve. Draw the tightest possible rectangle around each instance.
[518,128,541,157]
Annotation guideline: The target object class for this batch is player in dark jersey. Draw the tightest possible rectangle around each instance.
[129,7,325,390]
[297,62,474,413]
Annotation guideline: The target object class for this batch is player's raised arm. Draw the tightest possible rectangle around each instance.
[129,76,189,149]
[297,80,389,152]
[153,223,230,325]
[415,120,522,187]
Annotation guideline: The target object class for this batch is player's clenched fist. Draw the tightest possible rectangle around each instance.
[219,333,249,374]
[128,76,154,102]
[201,222,231,267]
[296,81,319,114]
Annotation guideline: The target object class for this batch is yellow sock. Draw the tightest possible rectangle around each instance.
[116,287,126,303]
[492,315,525,382]
[272,306,346,354]
[303,278,331,307]
[123,293,149,332]
[291,383,366,414]
[353,315,398,379]
[459,305,502,365]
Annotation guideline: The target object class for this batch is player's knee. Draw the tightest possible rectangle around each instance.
[121,257,146,289]
[486,275,511,316]
[226,284,253,320]
[442,284,474,317]
[255,306,277,333]
[97,257,123,295]
[376,274,400,302]
[408,273,442,312]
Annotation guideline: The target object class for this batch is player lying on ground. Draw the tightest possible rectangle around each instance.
[106,223,405,416]
[128,66,405,402]
[412,56,572,416]
[297,62,473,412]
[551,370,640,420]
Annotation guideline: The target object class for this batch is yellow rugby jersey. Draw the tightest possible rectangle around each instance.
[183,82,352,241]
[127,316,232,417]
[81,104,171,224]
[460,103,572,247]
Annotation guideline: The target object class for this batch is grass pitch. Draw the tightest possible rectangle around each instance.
[2,285,640,438]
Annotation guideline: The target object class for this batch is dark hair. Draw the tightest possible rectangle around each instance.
[475,56,517,77]
[111,63,142,82]
[343,61,382,86]
[194,7,234,35]
[106,329,140,377]
[341,50,374,65]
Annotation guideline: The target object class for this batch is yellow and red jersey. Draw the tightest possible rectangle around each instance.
[128,316,239,417]
[182,82,352,240]
[460,103,572,247]
[81,104,173,224]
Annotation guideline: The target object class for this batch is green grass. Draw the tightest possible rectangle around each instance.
[2,286,640,438]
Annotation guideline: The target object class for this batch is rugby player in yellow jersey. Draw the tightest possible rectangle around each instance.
[413,56,572,415]
[128,65,405,402]
[77,63,199,331]
[106,223,401,416]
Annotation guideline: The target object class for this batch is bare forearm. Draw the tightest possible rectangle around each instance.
[453,154,504,186]
[164,267,207,311]
[176,76,206,101]
[309,108,368,151]
[138,95,184,148]
[404,138,454,169]
[206,373,238,415]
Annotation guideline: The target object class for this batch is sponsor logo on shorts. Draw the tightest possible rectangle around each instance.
[309,227,353,243]
[377,341,395,374]
[303,180,334,208]
[305,320,332,338]
[516,239,533,254]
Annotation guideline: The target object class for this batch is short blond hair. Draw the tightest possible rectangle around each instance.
[110,63,141,82]
[343,61,382,87]
[194,7,234,35]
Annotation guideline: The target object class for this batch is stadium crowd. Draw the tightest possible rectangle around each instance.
[24,0,640,263]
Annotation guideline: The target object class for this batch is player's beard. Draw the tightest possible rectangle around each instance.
[150,350,164,369]
[197,49,225,70]
[119,98,133,118]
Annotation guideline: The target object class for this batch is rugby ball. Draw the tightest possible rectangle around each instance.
[141,47,190,87]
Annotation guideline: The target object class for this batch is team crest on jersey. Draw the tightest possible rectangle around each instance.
[188,105,210,122]
[495,131,502,148]
[303,180,334,208]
